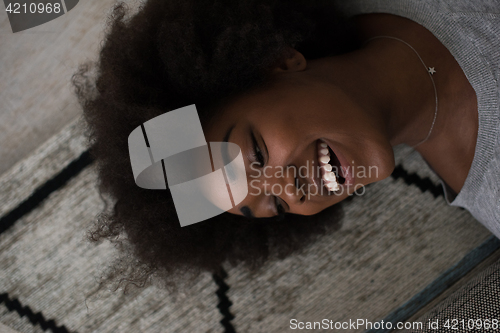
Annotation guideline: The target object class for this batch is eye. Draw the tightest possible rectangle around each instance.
[274,196,285,221]
[251,132,265,167]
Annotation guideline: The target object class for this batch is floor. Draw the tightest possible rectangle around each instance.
[0,0,134,175]
[0,123,496,333]
[1,1,498,332]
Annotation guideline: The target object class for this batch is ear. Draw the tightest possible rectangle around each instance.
[272,49,307,73]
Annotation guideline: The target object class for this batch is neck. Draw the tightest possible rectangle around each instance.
[308,12,457,150]
[313,38,439,147]
[308,13,478,194]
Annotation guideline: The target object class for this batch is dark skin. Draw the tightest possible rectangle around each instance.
[354,13,478,198]
[204,13,478,218]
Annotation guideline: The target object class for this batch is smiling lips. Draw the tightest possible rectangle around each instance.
[317,140,344,192]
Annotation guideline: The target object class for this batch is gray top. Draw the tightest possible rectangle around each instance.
[337,0,500,236]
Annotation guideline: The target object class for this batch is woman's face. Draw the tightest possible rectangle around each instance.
[204,67,395,218]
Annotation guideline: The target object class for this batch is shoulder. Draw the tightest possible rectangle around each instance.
[453,133,500,233]
[334,0,500,16]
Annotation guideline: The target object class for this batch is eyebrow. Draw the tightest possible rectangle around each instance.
[223,125,234,143]
[222,125,235,181]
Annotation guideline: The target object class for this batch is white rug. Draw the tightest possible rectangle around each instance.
[0,118,495,333]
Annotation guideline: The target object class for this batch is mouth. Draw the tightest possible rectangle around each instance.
[316,139,346,194]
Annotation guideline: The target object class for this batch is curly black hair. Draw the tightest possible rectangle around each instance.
[72,0,361,292]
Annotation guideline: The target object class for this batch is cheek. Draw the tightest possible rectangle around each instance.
[374,148,395,180]
[361,143,395,184]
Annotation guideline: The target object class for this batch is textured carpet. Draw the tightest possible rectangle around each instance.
[0,118,497,333]
[0,0,134,175]
[3,0,498,331]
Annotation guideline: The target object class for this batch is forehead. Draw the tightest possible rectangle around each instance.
[205,81,310,135]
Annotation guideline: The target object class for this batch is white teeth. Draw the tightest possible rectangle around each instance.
[319,155,330,164]
[324,172,336,181]
[318,140,340,192]
[326,181,339,191]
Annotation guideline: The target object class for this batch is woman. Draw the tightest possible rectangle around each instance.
[73,0,499,289]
